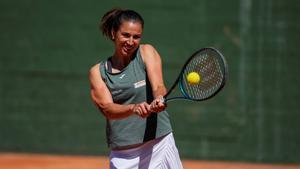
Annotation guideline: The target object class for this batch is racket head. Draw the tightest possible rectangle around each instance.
[164,47,228,102]
[181,47,227,101]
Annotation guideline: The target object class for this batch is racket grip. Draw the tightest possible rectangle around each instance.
[160,97,166,104]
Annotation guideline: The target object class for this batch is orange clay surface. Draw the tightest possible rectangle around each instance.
[0,153,299,169]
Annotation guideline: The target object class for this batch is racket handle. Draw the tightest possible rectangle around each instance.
[160,97,166,104]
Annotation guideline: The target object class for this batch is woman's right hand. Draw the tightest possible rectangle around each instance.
[132,102,151,118]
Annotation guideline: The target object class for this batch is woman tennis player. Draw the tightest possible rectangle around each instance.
[89,8,183,169]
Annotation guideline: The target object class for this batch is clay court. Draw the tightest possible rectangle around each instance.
[0,153,299,169]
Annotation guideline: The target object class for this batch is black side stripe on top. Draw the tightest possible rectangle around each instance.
[143,76,157,142]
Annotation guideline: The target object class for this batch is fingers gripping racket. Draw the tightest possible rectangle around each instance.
[162,47,228,103]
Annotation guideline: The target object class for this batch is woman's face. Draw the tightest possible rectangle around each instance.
[113,21,143,58]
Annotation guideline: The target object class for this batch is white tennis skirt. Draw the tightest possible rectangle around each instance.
[109,132,183,169]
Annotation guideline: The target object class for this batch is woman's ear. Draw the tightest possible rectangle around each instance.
[111,30,115,40]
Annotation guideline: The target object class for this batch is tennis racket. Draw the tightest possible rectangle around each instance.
[162,47,228,103]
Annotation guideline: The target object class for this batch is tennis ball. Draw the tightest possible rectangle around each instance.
[187,72,201,85]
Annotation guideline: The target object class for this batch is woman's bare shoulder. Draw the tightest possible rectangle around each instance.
[89,63,102,79]
[140,44,156,51]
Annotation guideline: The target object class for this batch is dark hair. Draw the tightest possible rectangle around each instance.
[100,8,144,40]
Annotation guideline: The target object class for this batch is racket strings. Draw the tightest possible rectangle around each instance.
[182,49,225,100]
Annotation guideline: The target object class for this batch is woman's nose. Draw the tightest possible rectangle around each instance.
[127,37,133,45]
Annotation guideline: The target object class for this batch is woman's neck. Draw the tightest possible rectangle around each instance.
[111,54,131,71]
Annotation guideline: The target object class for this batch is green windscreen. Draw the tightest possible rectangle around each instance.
[1,0,299,163]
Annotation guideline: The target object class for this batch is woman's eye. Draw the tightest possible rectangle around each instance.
[133,35,141,39]
[122,33,130,38]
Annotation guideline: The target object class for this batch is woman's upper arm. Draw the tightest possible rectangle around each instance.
[89,64,138,119]
[89,64,113,111]
[140,44,167,98]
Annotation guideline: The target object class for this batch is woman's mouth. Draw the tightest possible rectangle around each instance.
[123,46,133,53]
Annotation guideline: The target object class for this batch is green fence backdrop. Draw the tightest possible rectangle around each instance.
[1,0,299,164]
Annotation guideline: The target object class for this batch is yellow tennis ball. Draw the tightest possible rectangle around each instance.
[187,72,201,85]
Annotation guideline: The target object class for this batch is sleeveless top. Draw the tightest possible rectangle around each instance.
[99,47,172,149]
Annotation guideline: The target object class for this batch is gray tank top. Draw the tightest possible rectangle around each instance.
[99,47,172,149]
